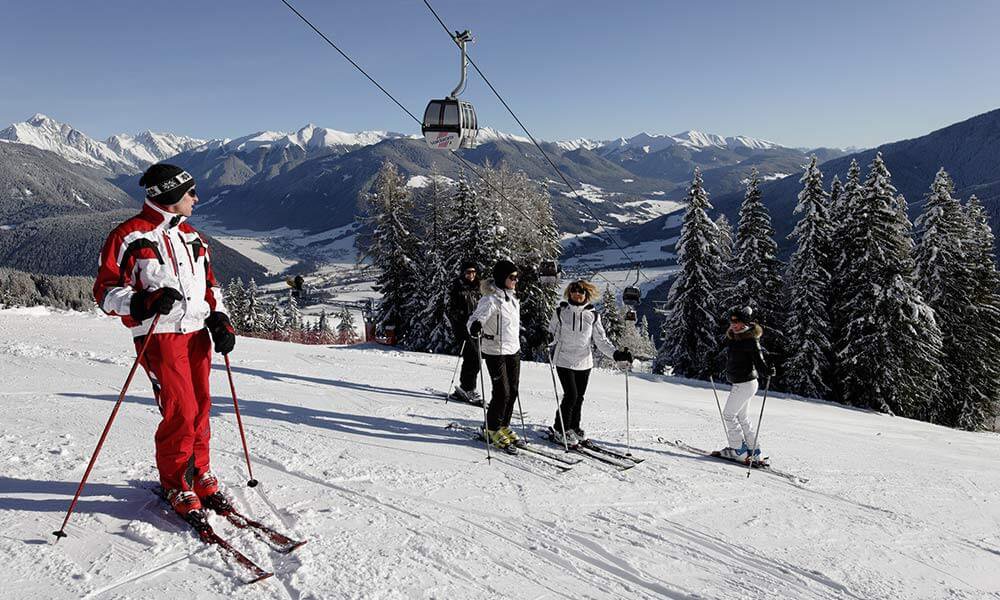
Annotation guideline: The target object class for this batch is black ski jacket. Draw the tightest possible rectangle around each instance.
[448,276,481,341]
[723,324,770,384]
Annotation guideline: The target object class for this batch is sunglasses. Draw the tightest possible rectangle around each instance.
[186,188,198,197]
[569,288,585,295]
[464,269,477,274]
[507,274,519,281]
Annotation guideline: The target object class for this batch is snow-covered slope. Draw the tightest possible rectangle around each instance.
[1,308,998,598]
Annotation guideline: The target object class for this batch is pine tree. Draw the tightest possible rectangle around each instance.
[783,156,834,399]
[727,169,784,356]
[243,278,263,334]
[265,301,285,337]
[225,277,247,332]
[836,154,943,417]
[364,162,421,343]
[336,306,359,344]
[959,196,1000,429]
[654,169,724,378]
[285,290,302,332]
[600,285,625,345]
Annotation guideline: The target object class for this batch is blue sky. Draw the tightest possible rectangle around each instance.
[2,0,998,148]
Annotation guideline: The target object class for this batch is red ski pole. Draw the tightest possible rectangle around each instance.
[53,314,161,542]
[224,354,258,487]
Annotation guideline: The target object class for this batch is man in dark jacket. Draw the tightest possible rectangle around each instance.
[447,261,483,405]
[718,306,773,463]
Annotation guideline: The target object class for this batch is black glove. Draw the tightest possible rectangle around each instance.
[767,365,777,378]
[613,349,633,362]
[205,311,236,355]
[543,330,554,345]
[130,287,183,321]
[469,321,482,337]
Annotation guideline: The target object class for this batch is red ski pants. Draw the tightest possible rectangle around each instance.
[137,329,213,490]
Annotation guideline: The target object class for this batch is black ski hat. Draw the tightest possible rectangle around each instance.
[492,259,518,287]
[730,306,753,323]
[140,163,195,206]
[460,260,478,273]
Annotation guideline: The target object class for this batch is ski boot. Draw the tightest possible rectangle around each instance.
[549,426,579,449]
[164,488,205,518]
[501,426,528,449]
[482,426,517,454]
[717,445,749,462]
[747,446,769,467]
[194,470,234,515]
[573,428,588,443]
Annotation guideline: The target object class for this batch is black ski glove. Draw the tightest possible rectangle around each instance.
[130,287,183,321]
[205,311,236,355]
[613,349,633,362]
[469,321,483,337]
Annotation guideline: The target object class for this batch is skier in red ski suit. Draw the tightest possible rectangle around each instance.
[94,163,236,517]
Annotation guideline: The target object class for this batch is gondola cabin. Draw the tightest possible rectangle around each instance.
[623,286,641,307]
[625,309,637,322]
[539,260,559,285]
[422,98,478,150]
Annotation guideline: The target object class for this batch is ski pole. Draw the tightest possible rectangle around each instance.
[475,336,492,463]
[709,376,730,447]
[224,354,258,487]
[746,376,771,479]
[515,391,527,440]
[53,314,161,542]
[544,346,570,452]
[624,359,632,457]
[444,339,466,405]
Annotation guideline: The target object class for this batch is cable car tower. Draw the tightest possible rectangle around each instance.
[422,30,478,150]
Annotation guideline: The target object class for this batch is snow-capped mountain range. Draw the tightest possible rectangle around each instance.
[0,113,786,176]
[0,114,411,175]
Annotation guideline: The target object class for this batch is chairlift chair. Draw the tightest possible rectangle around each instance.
[422,30,478,150]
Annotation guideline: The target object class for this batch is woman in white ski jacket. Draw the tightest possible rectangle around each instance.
[467,260,523,451]
[547,280,632,447]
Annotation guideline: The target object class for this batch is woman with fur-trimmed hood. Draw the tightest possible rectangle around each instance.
[467,260,524,452]
[546,280,632,448]
[718,306,774,464]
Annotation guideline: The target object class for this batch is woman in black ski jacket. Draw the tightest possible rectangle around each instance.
[718,306,773,463]
[446,261,482,404]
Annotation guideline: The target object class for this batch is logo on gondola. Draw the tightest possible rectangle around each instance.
[434,131,457,148]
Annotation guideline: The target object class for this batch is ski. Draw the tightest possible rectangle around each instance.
[153,488,273,584]
[202,494,306,553]
[445,422,575,472]
[579,439,645,464]
[657,438,808,484]
[539,431,635,471]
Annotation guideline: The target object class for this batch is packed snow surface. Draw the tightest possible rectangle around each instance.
[1,309,998,599]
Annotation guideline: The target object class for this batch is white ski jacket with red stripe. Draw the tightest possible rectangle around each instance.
[94,200,227,337]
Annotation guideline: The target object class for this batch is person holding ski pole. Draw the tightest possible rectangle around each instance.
[93,163,236,518]
[546,280,633,447]
[467,259,524,452]
[717,306,773,463]
[446,260,483,405]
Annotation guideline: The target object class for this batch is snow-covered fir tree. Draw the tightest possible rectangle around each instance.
[654,169,724,378]
[600,286,625,346]
[715,214,734,264]
[243,278,263,334]
[335,306,359,344]
[265,301,285,336]
[618,316,657,362]
[225,277,247,332]
[364,162,421,343]
[725,168,784,366]
[958,196,1000,429]
[835,154,943,417]
[828,161,862,401]
[783,156,834,399]
[285,290,302,332]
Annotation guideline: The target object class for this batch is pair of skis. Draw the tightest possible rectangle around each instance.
[657,438,808,484]
[446,422,644,473]
[153,487,306,584]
